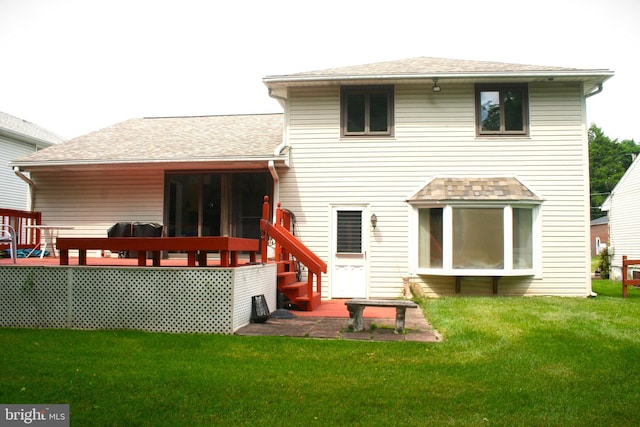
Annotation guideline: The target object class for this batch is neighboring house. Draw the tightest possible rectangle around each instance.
[10,57,613,298]
[0,112,64,210]
[590,215,608,257]
[601,155,640,280]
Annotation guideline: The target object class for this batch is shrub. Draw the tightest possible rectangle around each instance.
[597,247,610,279]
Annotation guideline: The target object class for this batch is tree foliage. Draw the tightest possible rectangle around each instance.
[589,124,640,219]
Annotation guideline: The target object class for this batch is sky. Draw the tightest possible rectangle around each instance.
[1,0,639,141]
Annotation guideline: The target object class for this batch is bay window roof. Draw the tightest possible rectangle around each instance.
[408,177,541,203]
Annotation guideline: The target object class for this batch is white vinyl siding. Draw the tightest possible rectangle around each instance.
[0,137,37,210]
[605,158,640,280]
[31,169,164,237]
[279,82,591,297]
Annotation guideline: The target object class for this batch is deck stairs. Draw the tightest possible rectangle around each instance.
[260,197,327,311]
[276,259,321,311]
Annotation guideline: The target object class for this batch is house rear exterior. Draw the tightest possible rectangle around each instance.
[263,57,612,298]
[10,57,613,299]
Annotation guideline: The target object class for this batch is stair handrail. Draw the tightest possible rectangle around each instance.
[260,197,326,273]
[260,219,327,275]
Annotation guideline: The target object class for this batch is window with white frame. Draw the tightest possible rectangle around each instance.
[416,204,537,275]
[409,177,540,276]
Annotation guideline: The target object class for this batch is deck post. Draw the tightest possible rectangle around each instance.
[261,196,270,263]
[623,255,629,297]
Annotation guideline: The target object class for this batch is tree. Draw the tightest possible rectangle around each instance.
[589,124,640,219]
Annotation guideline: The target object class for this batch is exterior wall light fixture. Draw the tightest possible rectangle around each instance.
[432,78,441,93]
[371,213,378,229]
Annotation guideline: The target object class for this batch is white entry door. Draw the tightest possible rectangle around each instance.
[331,207,367,298]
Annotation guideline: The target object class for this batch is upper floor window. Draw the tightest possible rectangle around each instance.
[476,84,529,136]
[341,86,394,137]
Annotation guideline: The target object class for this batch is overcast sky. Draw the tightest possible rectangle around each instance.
[1,0,638,141]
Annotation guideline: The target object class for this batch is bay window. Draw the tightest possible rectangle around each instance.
[416,204,537,276]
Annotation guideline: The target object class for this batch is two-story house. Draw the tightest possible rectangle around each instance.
[1,112,63,210]
[10,57,613,300]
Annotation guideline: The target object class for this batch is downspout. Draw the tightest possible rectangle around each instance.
[585,83,603,99]
[268,88,287,104]
[584,81,604,294]
[268,87,289,219]
[268,160,279,218]
[13,167,35,210]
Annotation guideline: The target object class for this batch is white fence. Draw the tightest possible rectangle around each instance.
[0,263,276,334]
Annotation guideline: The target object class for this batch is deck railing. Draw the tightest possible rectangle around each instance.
[622,255,640,297]
[0,208,41,250]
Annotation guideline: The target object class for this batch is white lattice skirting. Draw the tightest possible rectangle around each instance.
[0,263,276,334]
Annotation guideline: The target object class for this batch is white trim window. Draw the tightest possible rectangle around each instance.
[408,177,542,277]
[414,204,539,276]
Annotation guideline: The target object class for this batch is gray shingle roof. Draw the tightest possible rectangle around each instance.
[408,177,541,202]
[12,113,284,167]
[264,56,613,94]
[0,111,65,146]
[285,57,582,76]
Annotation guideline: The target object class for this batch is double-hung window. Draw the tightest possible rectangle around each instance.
[476,84,529,136]
[341,86,394,137]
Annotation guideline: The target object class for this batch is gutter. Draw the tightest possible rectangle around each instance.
[264,70,615,85]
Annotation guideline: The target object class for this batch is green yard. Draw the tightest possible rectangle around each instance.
[1,279,639,426]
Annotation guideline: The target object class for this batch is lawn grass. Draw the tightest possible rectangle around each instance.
[2,280,640,426]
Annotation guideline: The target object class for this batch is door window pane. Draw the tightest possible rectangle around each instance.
[167,174,204,237]
[453,208,504,269]
[232,173,269,239]
[337,210,362,253]
[201,175,221,236]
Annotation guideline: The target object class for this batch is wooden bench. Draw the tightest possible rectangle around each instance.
[56,237,258,267]
[345,299,419,334]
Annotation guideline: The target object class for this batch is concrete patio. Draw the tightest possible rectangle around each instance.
[236,299,441,342]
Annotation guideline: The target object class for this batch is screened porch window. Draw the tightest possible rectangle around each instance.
[165,172,271,241]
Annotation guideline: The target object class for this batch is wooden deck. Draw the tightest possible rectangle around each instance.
[0,254,249,267]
